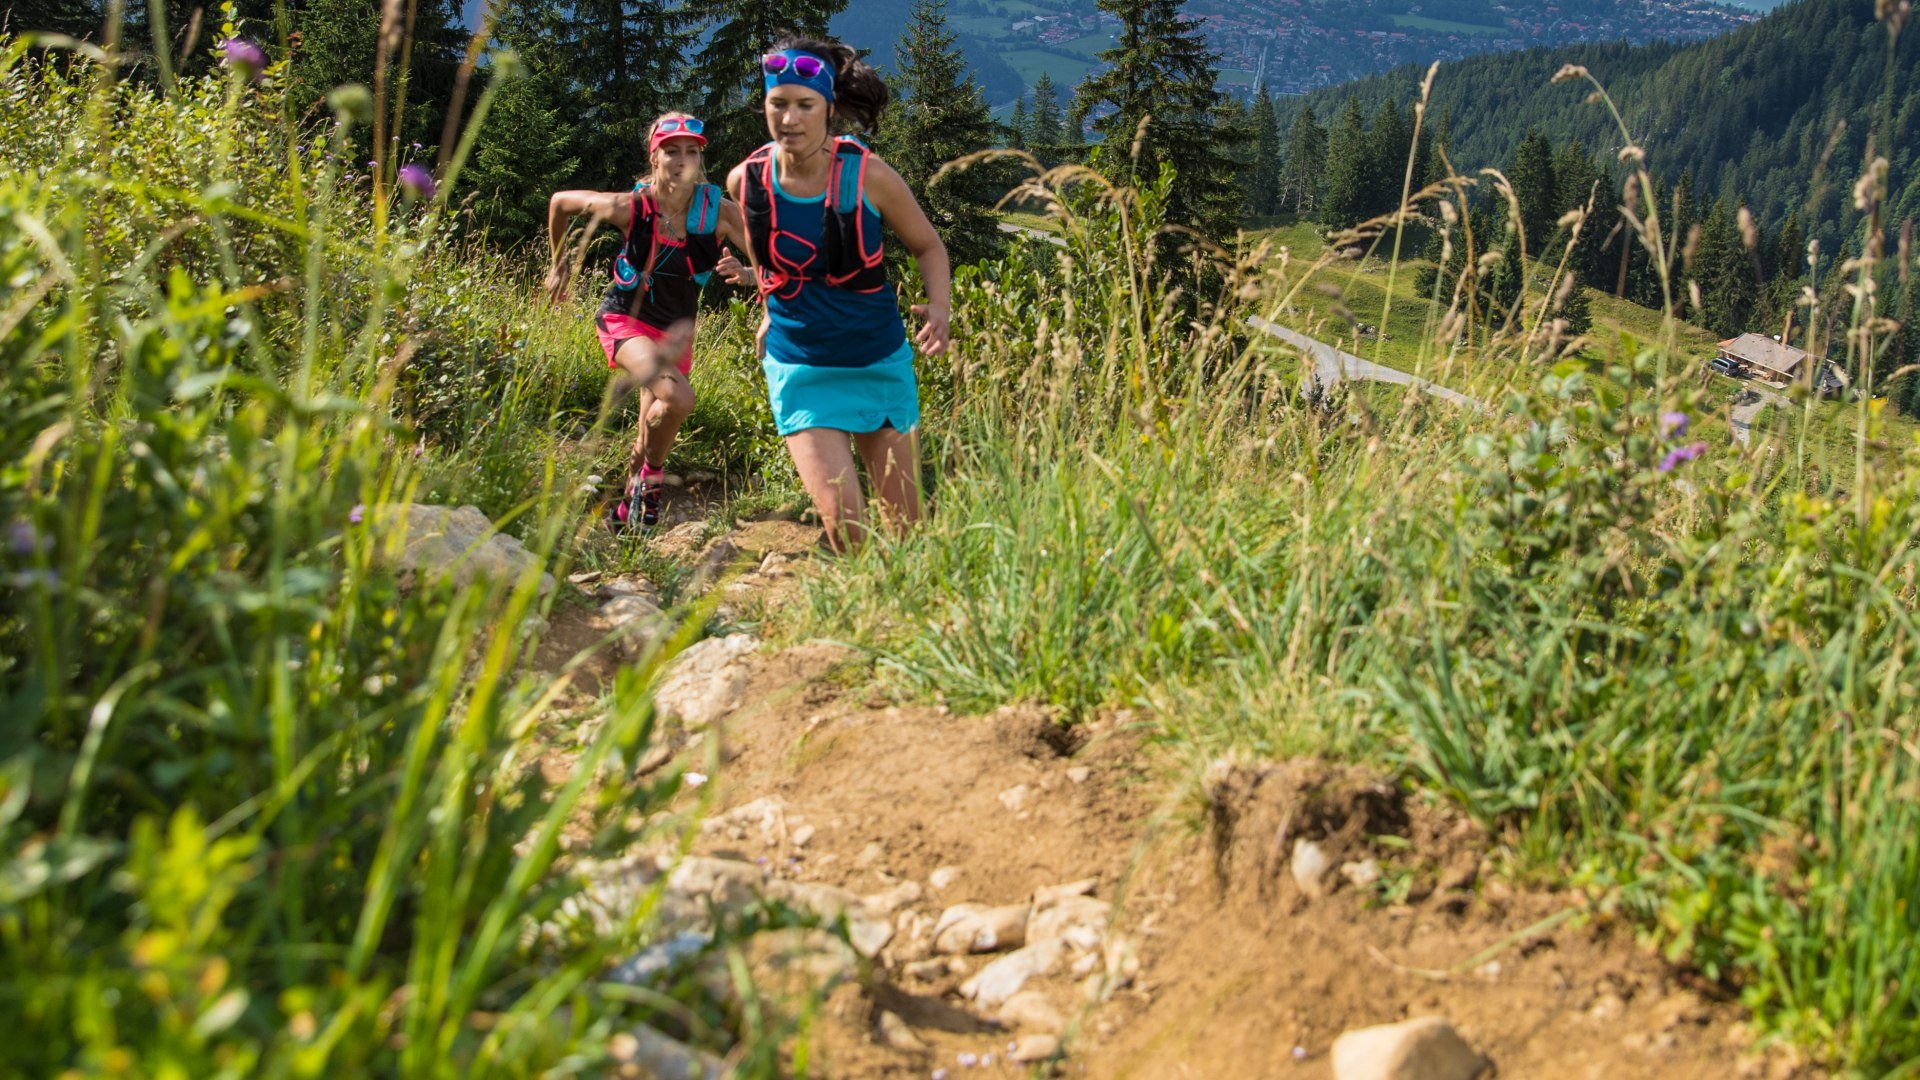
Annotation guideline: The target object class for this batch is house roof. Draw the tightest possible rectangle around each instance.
[1719,333,1808,376]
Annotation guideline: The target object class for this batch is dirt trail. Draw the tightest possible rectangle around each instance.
[545,519,1815,1080]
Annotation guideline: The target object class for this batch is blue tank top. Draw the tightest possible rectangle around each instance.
[762,158,908,368]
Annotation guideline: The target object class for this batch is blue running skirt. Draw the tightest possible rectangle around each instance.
[762,340,919,436]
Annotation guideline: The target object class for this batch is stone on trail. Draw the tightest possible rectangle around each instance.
[1009,1033,1061,1063]
[373,504,555,596]
[876,1010,927,1052]
[1032,877,1098,908]
[654,634,759,729]
[997,784,1034,812]
[1342,859,1383,890]
[1330,1017,1490,1080]
[608,1023,728,1080]
[929,865,962,891]
[1292,837,1334,899]
[934,903,1030,955]
[961,939,1063,1008]
[588,594,666,657]
[1066,765,1092,784]
[998,990,1066,1034]
[1029,895,1110,954]
[653,521,708,559]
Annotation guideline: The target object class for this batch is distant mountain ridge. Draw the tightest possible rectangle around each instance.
[1281,0,1918,250]
[832,0,1754,104]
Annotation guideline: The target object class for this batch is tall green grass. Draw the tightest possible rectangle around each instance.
[0,32,800,1077]
[806,87,1920,1075]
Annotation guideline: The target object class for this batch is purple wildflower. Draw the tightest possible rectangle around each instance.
[1659,411,1690,439]
[932,1072,950,1080]
[1657,441,1709,474]
[349,503,365,525]
[398,163,436,201]
[956,1053,977,1067]
[220,38,267,82]
[6,519,48,556]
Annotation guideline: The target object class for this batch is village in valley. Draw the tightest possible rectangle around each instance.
[948,0,1756,97]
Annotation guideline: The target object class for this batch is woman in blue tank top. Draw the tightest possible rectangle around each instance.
[721,34,951,553]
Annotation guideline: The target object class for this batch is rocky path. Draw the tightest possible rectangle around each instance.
[537,518,1816,1080]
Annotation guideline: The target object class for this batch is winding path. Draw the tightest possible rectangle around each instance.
[1245,315,1486,412]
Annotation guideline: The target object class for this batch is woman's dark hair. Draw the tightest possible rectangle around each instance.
[771,33,888,134]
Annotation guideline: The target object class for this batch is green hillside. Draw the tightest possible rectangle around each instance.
[1281,0,1920,252]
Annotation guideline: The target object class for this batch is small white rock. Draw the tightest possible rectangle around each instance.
[1341,859,1383,889]
[929,865,962,891]
[792,824,816,847]
[1330,1016,1490,1080]
[1066,766,1092,784]
[998,990,1066,1034]
[876,1010,926,1052]
[997,784,1033,812]
[1010,1034,1060,1063]
[1291,838,1333,899]
[961,940,1062,1008]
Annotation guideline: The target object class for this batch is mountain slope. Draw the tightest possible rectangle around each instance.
[1282,0,1919,249]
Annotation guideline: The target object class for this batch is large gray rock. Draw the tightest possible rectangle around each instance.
[1331,1017,1490,1080]
[375,504,555,595]
[654,634,760,728]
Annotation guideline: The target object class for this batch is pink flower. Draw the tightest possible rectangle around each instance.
[221,38,266,82]
[398,163,436,201]
[1659,411,1690,439]
[348,503,365,525]
[1657,441,1708,473]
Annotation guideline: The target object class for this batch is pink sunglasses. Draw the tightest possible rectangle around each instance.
[762,53,826,79]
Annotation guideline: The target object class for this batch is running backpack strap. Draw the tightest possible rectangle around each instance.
[686,183,722,236]
[611,183,658,293]
[822,137,886,290]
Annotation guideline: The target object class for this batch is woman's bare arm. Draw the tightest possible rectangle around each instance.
[544,190,631,302]
[862,158,951,356]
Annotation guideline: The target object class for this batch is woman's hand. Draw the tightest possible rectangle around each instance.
[543,262,571,306]
[911,303,950,356]
[715,245,756,288]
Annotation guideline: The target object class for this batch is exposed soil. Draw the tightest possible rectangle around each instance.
[536,519,1819,1080]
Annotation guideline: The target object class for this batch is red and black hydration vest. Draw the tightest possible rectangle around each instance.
[739,137,888,300]
[602,181,723,322]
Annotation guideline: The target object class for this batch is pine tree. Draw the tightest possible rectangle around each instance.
[462,63,579,243]
[682,0,846,164]
[1249,85,1281,218]
[1008,94,1029,149]
[288,0,468,152]
[1508,128,1557,256]
[1029,71,1065,150]
[1364,99,1410,221]
[1280,105,1326,217]
[1320,96,1371,231]
[1692,198,1755,339]
[1070,0,1238,242]
[1550,139,1605,279]
[885,0,1005,268]
[4,0,104,36]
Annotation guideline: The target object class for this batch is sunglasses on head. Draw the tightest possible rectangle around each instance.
[655,117,704,136]
[762,52,827,79]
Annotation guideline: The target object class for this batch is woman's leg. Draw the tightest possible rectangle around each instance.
[624,368,696,478]
[785,428,867,553]
[853,426,922,535]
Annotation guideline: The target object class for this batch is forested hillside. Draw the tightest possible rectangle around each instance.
[1281,0,1920,253]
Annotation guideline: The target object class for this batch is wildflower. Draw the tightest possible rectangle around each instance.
[348,503,365,525]
[220,38,267,82]
[956,1053,978,1067]
[1659,411,1690,439]
[1657,441,1709,473]
[932,1072,950,1080]
[6,519,48,556]
[398,163,436,201]
[684,771,708,788]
